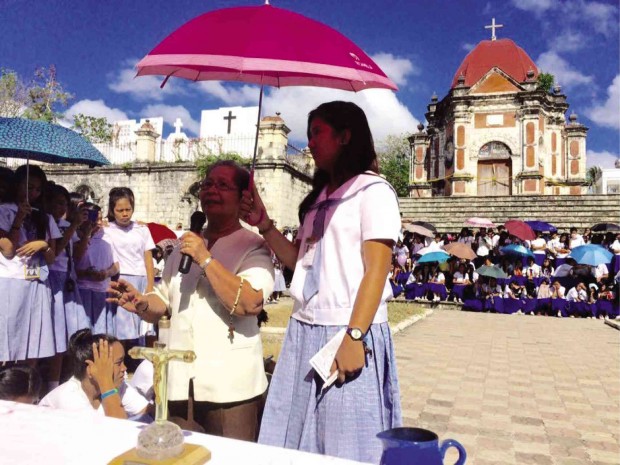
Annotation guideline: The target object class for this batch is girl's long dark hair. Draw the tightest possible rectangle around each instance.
[0,365,41,401]
[298,101,378,223]
[107,187,135,223]
[14,165,48,240]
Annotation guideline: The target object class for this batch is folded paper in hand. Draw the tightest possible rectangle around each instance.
[309,328,346,391]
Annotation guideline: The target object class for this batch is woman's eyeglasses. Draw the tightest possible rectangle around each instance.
[201,180,237,191]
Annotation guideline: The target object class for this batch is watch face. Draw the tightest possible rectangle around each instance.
[349,328,363,340]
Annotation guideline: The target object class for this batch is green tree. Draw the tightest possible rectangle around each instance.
[377,134,411,197]
[0,68,28,117]
[585,166,602,186]
[72,113,113,143]
[21,65,73,123]
[194,150,249,180]
[537,72,555,93]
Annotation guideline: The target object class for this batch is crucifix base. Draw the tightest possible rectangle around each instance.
[108,442,211,465]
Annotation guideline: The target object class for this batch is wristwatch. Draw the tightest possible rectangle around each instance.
[346,327,365,341]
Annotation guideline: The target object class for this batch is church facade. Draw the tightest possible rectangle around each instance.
[409,34,589,197]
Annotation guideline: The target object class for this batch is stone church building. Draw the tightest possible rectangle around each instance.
[409,33,589,198]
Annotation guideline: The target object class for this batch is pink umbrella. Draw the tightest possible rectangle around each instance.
[504,220,536,241]
[465,217,495,228]
[136,3,397,169]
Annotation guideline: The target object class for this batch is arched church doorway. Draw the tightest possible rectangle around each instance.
[477,141,512,196]
[75,184,98,203]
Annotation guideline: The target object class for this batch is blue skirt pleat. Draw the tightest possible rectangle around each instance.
[0,277,55,361]
[258,318,402,464]
[49,270,90,349]
[112,274,146,340]
[80,288,115,335]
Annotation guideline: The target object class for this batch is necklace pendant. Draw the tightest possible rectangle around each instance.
[228,323,235,342]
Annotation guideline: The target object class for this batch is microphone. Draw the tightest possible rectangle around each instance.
[178,211,207,274]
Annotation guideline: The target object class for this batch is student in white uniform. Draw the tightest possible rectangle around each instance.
[0,165,61,364]
[239,101,402,463]
[39,329,149,420]
[103,187,155,348]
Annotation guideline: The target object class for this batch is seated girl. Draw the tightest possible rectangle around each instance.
[39,329,149,420]
[0,365,41,404]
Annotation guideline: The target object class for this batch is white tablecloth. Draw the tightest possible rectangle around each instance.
[0,401,371,465]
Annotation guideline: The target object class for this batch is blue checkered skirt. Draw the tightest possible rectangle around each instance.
[49,270,90,350]
[258,318,402,464]
[80,288,114,335]
[111,274,146,340]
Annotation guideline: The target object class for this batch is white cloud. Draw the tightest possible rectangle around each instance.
[262,86,419,147]
[64,99,128,124]
[462,43,476,52]
[549,30,588,53]
[371,53,419,87]
[196,82,259,106]
[587,150,620,169]
[575,0,618,37]
[510,0,553,14]
[536,51,593,88]
[108,59,186,102]
[140,104,200,136]
[586,75,620,129]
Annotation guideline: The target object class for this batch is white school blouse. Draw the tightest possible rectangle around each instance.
[0,203,62,279]
[154,227,274,403]
[289,173,400,326]
[76,230,116,293]
[49,218,79,273]
[102,221,155,276]
[39,376,148,416]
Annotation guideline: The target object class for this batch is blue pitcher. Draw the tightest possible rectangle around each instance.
[377,427,467,465]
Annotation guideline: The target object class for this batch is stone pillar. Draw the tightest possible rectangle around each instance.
[564,113,589,195]
[518,111,543,195]
[135,120,160,163]
[408,124,432,198]
[257,115,290,160]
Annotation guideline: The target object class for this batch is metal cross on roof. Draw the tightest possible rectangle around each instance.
[485,18,503,41]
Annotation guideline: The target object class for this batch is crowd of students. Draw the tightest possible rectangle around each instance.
[390,225,620,318]
[0,164,154,401]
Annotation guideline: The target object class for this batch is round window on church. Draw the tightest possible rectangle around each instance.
[478,141,511,159]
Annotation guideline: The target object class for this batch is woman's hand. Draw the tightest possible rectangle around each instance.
[14,201,31,224]
[107,279,147,314]
[16,240,48,257]
[85,339,115,391]
[180,231,210,265]
[71,205,89,228]
[330,335,366,384]
[240,181,270,229]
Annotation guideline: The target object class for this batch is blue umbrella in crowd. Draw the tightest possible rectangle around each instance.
[569,244,613,267]
[525,220,557,234]
[476,265,508,279]
[417,251,450,264]
[0,117,110,166]
[501,244,535,258]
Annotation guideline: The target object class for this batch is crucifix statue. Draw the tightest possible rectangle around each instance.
[485,18,503,41]
[129,342,196,424]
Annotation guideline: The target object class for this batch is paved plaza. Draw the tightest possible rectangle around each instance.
[394,311,620,465]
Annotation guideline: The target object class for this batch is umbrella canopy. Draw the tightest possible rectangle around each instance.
[147,222,177,245]
[501,244,535,258]
[403,223,434,237]
[524,220,557,233]
[569,244,613,267]
[410,221,437,233]
[465,217,495,228]
[591,223,620,233]
[0,118,110,166]
[136,4,397,169]
[417,251,450,264]
[476,265,508,279]
[504,220,536,241]
[443,242,477,260]
[136,5,396,92]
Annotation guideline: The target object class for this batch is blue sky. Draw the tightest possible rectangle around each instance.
[1,0,618,167]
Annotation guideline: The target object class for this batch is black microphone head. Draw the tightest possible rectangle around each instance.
[189,211,207,233]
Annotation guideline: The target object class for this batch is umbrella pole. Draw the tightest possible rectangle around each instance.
[250,83,264,177]
[25,156,30,207]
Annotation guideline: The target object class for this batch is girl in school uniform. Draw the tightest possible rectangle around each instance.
[0,165,61,364]
[241,101,402,463]
[76,205,118,334]
[103,188,154,347]
[44,184,91,389]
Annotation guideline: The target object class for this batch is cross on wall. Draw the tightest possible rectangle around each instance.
[223,110,237,134]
